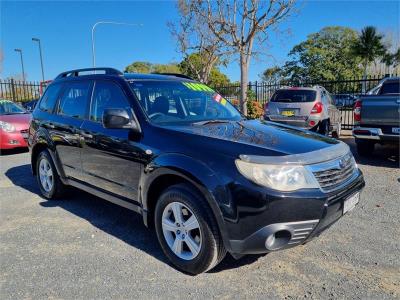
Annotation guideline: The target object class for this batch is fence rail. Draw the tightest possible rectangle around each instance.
[0,79,43,103]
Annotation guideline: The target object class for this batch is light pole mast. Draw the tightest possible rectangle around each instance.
[32,38,45,82]
[91,21,143,68]
[14,49,25,81]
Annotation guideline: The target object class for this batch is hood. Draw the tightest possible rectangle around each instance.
[163,119,339,157]
[0,113,32,130]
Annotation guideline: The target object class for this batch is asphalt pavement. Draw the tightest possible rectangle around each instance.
[1,137,399,299]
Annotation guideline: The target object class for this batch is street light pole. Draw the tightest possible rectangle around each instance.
[32,38,45,82]
[14,49,25,81]
[91,21,143,68]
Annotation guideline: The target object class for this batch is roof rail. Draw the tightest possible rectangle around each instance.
[55,67,123,79]
[153,73,194,80]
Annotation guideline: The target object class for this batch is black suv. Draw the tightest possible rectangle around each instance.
[29,68,365,274]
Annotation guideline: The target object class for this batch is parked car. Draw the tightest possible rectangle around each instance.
[0,99,31,150]
[264,86,341,137]
[22,99,39,112]
[29,68,365,274]
[352,77,400,156]
[333,94,357,107]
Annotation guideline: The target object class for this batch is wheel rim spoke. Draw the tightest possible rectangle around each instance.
[172,238,183,255]
[183,215,199,231]
[185,236,200,256]
[171,202,183,224]
[162,218,177,232]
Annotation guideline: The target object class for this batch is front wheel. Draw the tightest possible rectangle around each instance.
[154,184,226,275]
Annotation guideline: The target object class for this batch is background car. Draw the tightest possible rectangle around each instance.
[22,99,39,112]
[333,94,357,107]
[264,86,341,137]
[0,99,31,151]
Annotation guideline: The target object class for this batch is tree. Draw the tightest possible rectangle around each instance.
[351,26,386,78]
[272,26,363,81]
[185,0,295,115]
[261,66,282,82]
[179,53,230,86]
[170,1,228,84]
[124,61,180,74]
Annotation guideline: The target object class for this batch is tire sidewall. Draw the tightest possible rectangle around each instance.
[154,185,218,275]
[36,150,57,199]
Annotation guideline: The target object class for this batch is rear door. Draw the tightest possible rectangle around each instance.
[79,79,143,202]
[52,80,92,180]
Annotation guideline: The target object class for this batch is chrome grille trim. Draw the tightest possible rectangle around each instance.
[308,152,358,192]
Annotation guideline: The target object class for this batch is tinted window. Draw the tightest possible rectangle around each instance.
[271,89,317,103]
[90,81,130,122]
[57,82,91,119]
[380,81,400,94]
[39,84,62,113]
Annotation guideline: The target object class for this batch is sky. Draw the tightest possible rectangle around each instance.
[1,0,399,82]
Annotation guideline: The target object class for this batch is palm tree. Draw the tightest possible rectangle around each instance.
[352,26,386,78]
[381,52,394,75]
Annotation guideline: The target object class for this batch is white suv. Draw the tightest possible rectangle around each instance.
[264,86,341,137]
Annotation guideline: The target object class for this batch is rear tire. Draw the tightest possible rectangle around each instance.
[355,139,375,156]
[36,149,66,199]
[318,119,329,136]
[154,183,226,275]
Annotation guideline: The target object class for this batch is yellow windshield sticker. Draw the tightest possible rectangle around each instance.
[182,82,215,92]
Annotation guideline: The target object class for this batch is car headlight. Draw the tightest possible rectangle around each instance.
[0,121,15,133]
[235,160,319,191]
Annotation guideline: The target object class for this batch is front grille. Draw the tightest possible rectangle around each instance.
[311,152,357,192]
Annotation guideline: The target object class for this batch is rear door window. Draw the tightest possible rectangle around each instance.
[57,81,91,119]
[39,84,62,113]
[271,89,317,103]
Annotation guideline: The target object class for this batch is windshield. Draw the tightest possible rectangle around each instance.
[0,100,27,115]
[271,89,317,103]
[129,80,242,125]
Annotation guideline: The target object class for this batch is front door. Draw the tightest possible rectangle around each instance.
[80,80,143,202]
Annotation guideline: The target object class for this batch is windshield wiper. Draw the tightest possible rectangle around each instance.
[192,119,231,126]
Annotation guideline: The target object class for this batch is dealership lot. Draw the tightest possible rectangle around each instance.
[1,136,399,299]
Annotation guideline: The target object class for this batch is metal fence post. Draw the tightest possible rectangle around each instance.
[10,79,16,102]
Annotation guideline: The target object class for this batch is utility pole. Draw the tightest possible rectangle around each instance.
[32,38,45,82]
[14,48,25,81]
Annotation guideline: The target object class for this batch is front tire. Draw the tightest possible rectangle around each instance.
[36,149,66,199]
[154,184,226,275]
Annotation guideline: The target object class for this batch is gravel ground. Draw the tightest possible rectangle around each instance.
[1,137,399,299]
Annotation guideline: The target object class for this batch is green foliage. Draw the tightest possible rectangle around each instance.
[179,53,230,86]
[265,26,364,81]
[246,100,264,119]
[124,61,180,74]
[351,26,386,67]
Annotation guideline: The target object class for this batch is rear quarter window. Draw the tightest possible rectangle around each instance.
[39,84,62,113]
[380,81,400,94]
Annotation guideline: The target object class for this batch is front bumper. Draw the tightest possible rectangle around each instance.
[353,126,400,143]
[228,173,365,255]
[0,130,28,149]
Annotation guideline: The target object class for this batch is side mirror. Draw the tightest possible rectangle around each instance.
[102,108,140,132]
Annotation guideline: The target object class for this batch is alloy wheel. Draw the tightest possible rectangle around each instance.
[39,158,54,192]
[161,201,202,260]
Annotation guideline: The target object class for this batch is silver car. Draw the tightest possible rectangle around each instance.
[264,86,341,137]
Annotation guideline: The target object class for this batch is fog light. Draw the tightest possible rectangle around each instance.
[9,140,19,144]
[309,120,316,126]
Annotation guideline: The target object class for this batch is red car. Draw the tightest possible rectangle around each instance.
[0,100,31,150]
